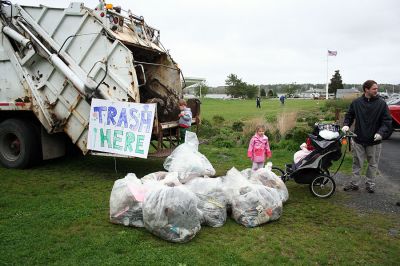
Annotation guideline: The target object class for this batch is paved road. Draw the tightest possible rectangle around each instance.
[379,131,400,185]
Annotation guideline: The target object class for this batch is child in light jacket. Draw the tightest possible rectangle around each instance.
[178,99,192,143]
[247,125,272,170]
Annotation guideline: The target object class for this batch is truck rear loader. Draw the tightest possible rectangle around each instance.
[0,1,199,168]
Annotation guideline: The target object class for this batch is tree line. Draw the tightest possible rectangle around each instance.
[185,72,400,99]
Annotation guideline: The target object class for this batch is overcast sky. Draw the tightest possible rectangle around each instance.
[15,0,400,86]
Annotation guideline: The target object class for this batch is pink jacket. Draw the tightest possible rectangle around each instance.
[247,134,272,163]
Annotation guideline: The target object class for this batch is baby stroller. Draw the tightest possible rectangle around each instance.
[272,123,355,198]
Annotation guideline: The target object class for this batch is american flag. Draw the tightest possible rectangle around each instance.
[328,50,337,56]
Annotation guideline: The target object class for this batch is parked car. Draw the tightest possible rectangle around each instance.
[387,100,400,139]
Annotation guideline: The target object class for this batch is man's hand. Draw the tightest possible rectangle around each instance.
[341,126,349,133]
[374,133,382,141]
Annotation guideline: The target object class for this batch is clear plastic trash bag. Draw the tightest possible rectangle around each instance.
[163,132,215,183]
[184,177,228,227]
[142,186,201,243]
[231,184,283,228]
[249,167,289,203]
[109,173,146,227]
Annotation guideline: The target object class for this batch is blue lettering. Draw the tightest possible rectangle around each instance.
[107,106,117,125]
[129,108,139,131]
[139,105,153,133]
[117,108,128,128]
[93,106,107,123]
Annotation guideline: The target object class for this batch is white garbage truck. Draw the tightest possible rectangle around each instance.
[0,1,200,168]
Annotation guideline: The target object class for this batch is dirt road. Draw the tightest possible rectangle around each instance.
[380,131,400,185]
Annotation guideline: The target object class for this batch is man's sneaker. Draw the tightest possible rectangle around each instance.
[366,186,375,193]
[343,183,359,191]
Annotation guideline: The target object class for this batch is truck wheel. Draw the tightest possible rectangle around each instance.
[0,119,40,169]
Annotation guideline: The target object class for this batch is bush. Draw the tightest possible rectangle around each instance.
[265,113,277,123]
[198,119,220,138]
[284,125,311,144]
[296,116,306,122]
[232,121,245,132]
[304,114,320,127]
[211,136,235,148]
[324,99,352,112]
[323,113,336,121]
[212,115,225,125]
[210,127,239,148]
[270,139,299,152]
[263,128,282,144]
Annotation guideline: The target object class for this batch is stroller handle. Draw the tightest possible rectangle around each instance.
[342,131,357,138]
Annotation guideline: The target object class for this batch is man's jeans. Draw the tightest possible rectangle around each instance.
[350,141,382,187]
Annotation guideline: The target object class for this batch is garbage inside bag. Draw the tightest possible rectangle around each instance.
[141,171,182,187]
[141,171,168,182]
[142,186,201,243]
[163,132,215,183]
[109,173,146,227]
[220,167,255,206]
[184,177,228,227]
[231,184,283,228]
[240,168,252,179]
[249,168,289,203]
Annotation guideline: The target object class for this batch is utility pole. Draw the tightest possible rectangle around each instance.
[326,53,329,99]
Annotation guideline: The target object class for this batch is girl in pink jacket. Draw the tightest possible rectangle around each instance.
[247,125,272,170]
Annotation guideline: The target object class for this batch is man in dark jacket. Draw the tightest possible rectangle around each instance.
[342,80,392,193]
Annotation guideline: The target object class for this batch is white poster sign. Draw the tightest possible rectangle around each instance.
[87,99,156,158]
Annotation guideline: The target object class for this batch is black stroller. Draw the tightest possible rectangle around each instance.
[272,123,354,198]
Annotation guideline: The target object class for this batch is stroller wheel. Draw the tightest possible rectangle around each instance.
[309,174,336,198]
[271,167,286,182]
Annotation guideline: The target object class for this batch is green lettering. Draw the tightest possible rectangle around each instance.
[124,132,135,152]
[135,134,145,154]
[100,128,112,148]
[113,130,123,150]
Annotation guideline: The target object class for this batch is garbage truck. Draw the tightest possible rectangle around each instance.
[0,1,200,168]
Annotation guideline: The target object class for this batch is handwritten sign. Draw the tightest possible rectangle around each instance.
[87,99,156,158]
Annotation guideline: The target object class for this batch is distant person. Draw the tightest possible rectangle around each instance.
[279,95,285,105]
[256,96,261,108]
[177,99,192,144]
[247,125,272,170]
[342,80,392,193]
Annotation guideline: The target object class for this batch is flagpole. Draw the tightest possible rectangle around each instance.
[326,50,329,100]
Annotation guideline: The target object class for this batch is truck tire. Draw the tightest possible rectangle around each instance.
[0,119,40,169]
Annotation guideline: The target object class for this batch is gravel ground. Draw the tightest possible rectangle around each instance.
[334,172,400,215]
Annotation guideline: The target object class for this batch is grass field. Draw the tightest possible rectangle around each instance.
[0,99,399,265]
[200,98,321,122]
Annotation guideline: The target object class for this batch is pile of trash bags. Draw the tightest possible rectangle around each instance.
[109,132,289,243]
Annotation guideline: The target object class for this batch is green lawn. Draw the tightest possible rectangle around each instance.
[198,98,353,176]
[0,98,399,265]
[199,98,322,122]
